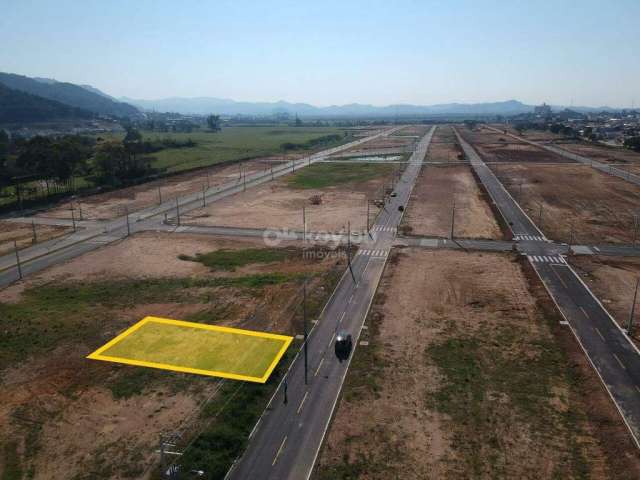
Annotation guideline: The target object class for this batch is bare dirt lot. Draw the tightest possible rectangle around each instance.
[37,157,290,221]
[393,125,430,136]
[316,249,640,479]
[401,165,502,239]
[181,163,399,233]
[0,221,70,256]
[343,134,415,153]
[488,124,569,142]
[491,163,640,244]
[0,232,342,479]
[554,141,640,174]
[460,127,568,163]
[570,255,640,349]
[426,125,464,163]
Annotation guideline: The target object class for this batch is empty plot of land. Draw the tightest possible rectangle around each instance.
[343,134,415,153]
[554,141,640,174]
[570,255,640,349]
[317,249,639,479]
[0,233,341,478]
[90,316,292,382]
[461,128,567,163]
[488,124,569,142]
[182,163,399,233]
[393,125,430,136]
[426,125,464,163]
[37,157,288,221]
[491,163,640,244]
[401,165,502,239]
[0,220,70,256]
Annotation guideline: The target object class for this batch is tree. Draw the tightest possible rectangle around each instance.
[94,140,152,185]
[0,130,10,189]
[624,137,640,152]
[206,114,221,132]
[123,126,143,161]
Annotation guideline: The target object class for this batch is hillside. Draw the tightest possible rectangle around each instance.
[0,83,93,124]
[0,72,139,118]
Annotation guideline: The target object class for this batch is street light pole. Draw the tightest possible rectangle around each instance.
[303,279,308,385]
[629,277,640,336]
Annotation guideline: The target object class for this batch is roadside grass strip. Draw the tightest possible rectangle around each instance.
[87,316,292,383]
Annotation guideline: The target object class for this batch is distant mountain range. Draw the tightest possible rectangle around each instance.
[0,72,139,118]
[121,96,620,117]
[0,71,624,125]
[0,83,93,124]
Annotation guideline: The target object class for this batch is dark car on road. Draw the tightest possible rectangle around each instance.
[335,331,353,362]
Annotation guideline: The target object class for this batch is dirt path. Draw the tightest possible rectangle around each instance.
[317,249,640,479]
[0,221,70,256]
[401,165,502,239]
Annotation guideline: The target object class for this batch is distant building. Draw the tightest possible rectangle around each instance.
[534,103,552,117]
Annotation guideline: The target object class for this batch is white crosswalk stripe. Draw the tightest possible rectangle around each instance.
[527,255,566,264]
[372,225,397,233]
[357,249,389,258]
[514,234,544,241]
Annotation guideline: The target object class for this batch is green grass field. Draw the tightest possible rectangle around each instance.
[287,162,397,189]
[126,126,350,173]
[90,317,292,382]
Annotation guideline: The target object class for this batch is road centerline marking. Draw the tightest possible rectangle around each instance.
[613,353,626,370]
[297,391,309,414]
[314,358,324,377]
[272,435,287,466]
[595,327,605,341]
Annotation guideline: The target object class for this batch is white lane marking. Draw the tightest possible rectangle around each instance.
[348,294,354,304]
[614,353,627,370]
[595,327,605,342]
[329,331,336,347]
[580,306,590,319]
[297,391,309,414]
[339,311,346,323]
[272,436,287,466]
[314,358,324,377]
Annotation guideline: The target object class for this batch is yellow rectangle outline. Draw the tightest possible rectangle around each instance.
[87,316,293,383]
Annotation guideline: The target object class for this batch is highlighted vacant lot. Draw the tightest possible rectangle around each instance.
[87,316,292,383]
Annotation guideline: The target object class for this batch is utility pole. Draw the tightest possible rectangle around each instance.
[202,184,206,207]
[71,209,76,232]
[538,203,543,227]
[271,164,274,181]
[14,241,22,280]
[634,215,638,249]
[78,203,83,221]
[158,186,162,205]
[283,377,288,405]
[450,198,456,239]
[243,168,247,192]
[303,278,308,385]
[302,206,306,243]
[628,277,640,336]
[125,206,130,236]
[366,200,370,236]
[347,221,356,283]
[31,220,37,244]
[176,197,181,226]
[206,171,211,189]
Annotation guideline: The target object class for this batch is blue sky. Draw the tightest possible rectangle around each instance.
[1,0,638,107]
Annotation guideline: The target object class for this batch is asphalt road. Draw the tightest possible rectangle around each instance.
[225,126,435,480]
[455,127,640,447]
[0,127,403,288]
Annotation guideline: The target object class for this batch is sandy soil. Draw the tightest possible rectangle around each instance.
[0,233,341,479]
[0,221,70,256]
[181,176,387,233]
[38,157,289,221]
[460,128,568,163]
[317,249,638,479]
[491,163,640,244]
[570,255,640,349]
[401,165,502,239]
[393,125,430,136]
[426,125,464,162]
[343,135,415,153]
[488,124,569,142]
[554,141,640,174]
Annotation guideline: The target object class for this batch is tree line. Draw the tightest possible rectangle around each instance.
[0,127,196,209]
